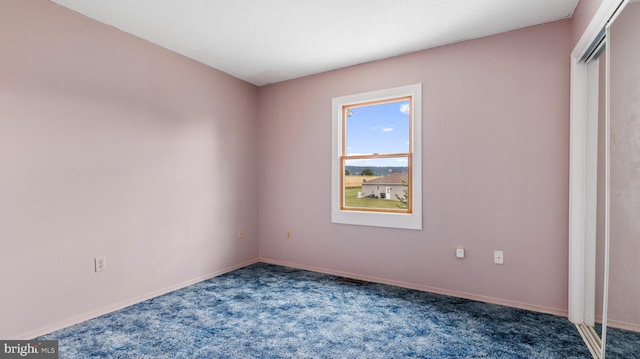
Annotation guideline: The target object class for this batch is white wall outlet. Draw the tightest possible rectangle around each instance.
[286,229,292,239]
[494,250,504,265]
[238,229,245,240]
[95,256,107,272]
[456,247,465,259]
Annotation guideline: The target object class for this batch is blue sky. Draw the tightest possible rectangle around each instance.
[345,99,410,167]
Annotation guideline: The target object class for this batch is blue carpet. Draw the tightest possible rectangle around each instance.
[605,325,640,359]
[37,263,611,358]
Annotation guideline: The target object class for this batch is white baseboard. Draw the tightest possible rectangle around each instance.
[259,257,568,318]
[594,315,640,333]
[18,256,591,340]
[16,258,259,340]
[606,320,640,333]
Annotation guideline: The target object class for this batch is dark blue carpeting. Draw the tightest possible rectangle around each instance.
[36,263,623,358]
[604,325,640,359]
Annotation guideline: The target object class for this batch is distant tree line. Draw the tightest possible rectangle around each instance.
[344,166,408,176]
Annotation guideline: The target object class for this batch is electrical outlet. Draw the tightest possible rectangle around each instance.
[494,250,504,265]
[286,229,292,239]
[95,256,107,272]
[456,247,465,259]
[238,229,245,240]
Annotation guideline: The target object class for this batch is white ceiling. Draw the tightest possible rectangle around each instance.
[49,0,580,86]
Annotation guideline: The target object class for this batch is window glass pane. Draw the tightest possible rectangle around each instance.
[345,99,410,156]
[343,157,409,211]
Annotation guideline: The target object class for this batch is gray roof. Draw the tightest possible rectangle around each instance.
[362,173,408,185]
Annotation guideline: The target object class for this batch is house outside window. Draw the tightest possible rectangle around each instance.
[360,172,408,202]
[331,84,422,230]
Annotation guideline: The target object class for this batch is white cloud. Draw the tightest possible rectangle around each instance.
[399,103,410,115]
[373,124,394,132]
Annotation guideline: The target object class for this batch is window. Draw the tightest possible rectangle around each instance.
[331,84,422,229]
[342,97,412,212]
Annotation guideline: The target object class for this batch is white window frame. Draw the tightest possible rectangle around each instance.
[331,83,422,230]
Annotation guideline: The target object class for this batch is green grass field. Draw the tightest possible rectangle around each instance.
[343,187,401,209]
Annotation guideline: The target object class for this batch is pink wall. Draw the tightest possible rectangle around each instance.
[257,20,572,314]
[0,0,259,339]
